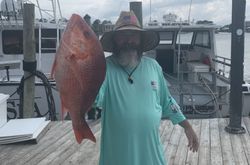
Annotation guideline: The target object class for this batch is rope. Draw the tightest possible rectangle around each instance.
[16,70,57,121]
[191,73,218,115]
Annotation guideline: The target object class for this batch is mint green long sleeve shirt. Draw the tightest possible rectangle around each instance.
[96,55,186,165]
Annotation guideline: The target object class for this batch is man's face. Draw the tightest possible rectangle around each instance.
[112,31,141,68]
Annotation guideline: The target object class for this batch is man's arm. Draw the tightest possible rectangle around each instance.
[156,63,199,152]
[179,120,199,152]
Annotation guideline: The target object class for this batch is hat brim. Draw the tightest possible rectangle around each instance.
[100,28,159,53]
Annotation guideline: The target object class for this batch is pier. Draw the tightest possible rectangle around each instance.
[0,117,250,165]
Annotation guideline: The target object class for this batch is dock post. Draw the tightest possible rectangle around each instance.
[22,3,36,118]
[225,0,246,134]
[130,1,143,27]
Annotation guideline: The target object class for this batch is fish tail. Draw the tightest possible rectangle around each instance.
[73,120,96,144]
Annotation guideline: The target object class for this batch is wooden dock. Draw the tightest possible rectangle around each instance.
[0,117,250,165]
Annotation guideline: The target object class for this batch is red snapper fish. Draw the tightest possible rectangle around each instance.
[51,14,106,143]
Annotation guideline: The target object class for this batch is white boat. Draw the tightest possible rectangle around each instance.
[0,0,66,120]
[146,13,191,27]
[144,24,250,118]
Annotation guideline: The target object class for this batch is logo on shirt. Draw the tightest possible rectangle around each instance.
[151,81,158,90]
[169,97,180,113]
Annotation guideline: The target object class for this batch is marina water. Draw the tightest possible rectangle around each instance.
[216,32,250,81]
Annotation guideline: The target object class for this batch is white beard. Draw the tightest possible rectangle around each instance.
[115,49,140,68]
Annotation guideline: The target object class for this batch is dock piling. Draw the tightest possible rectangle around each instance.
[130,1,143,27]
[22,3,36,118]
[225,0,246,134]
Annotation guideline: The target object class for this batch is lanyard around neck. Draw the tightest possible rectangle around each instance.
[120,63,140,84]
[112,56,140,84]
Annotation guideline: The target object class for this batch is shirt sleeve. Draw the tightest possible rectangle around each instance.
[157,65,186,125]
[95,76,107,108]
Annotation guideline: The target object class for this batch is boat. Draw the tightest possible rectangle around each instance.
[144,23,250,118]
[0,0,67,120]
[146,13,191,28]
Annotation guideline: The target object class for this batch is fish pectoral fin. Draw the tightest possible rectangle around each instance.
[72,120,96,144]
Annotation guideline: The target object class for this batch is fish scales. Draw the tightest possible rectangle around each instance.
[51,14,106,143]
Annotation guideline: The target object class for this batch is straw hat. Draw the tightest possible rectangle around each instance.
[100,11,159,52]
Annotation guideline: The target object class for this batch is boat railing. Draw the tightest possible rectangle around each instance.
[164,70,227,116]
[213,55,231,80]
[164,70,217,87]
[0,60,21,81]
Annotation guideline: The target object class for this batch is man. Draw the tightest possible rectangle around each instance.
[96,11,199,165]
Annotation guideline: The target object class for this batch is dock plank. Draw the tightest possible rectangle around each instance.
[160,120,175,163]
[1,117,250,165]
[0,121,63,165]
[164,123,183,165]
[241,118,250,164]
[79,130,102,164]
[226,117,248,165]
[210,118,223,165]
[50,120,101,165]
[26,120,100,165]
[244,117,250,135]
[19,121,73,165]
[185,119,201,165]
[159,120,168,136]
[172,120,190,165]
[198,119,210,165]
[160,120,174,141]
[225,118,249,165]
[62,130,101,165]
[230,132,248,165]
[218,118,236,165]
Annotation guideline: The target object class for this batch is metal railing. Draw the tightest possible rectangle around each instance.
[164,70,220,115]
[213,55,231,79]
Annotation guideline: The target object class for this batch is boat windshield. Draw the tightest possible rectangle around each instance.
[159,31,174,44]
[176,31,193,45]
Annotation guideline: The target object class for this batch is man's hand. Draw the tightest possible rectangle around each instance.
[179,120,199,152]
[184,126,199,152]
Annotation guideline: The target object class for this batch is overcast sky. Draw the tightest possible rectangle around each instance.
[30,0,250,26]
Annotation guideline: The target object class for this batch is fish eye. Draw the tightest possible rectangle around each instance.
[83,31,92,39]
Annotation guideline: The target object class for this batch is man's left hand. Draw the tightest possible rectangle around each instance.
[179,120,199,152]
[184,127,199,152]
